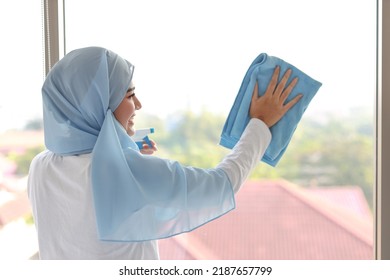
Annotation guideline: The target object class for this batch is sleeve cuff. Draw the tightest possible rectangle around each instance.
[247,118,272,146]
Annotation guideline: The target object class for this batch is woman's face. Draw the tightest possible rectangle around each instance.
[113,82,142,136]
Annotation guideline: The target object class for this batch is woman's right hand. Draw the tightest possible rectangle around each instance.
[139,139,158,155]
[249,66,302,128]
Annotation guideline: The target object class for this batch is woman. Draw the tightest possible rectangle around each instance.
[28,46,301,259]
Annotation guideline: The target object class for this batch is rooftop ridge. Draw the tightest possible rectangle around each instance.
[306,186,373,220]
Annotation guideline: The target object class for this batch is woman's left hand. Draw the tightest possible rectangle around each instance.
[140,139,158,155]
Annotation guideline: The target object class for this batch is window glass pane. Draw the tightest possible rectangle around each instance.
[64,0,375,259]
[0,1,44,259]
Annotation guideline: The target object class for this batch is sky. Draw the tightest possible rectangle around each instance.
[0,0,377,132]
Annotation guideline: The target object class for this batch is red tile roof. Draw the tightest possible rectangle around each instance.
[158,179,373,260]
[0,191,31,227]
[0,177,31,226]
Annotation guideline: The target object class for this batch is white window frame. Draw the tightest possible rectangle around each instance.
[375,0,390,260]
[43,0,65,75]
[43,0,390,259]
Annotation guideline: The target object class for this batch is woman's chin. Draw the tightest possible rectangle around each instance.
[127,126,135,136]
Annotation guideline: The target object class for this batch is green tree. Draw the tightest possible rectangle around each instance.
[157,110,229,167]
[24,118,43,131]
[250,109,374,206]
[12,108,374,206]
[9,146,45,175]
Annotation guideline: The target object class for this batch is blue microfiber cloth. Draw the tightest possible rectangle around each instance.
[220,53,322,166]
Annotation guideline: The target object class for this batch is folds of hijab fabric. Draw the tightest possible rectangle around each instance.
[42,47,235,242]
[220,53,322,166]
[92,111,235,241]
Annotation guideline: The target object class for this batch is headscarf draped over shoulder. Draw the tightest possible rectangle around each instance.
[42,47,235,242]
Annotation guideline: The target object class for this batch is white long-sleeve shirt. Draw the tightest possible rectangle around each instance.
[27,118,271,259]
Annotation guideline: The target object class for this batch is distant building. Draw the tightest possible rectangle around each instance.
[159,180,373,260]
[0,129,41,229]
[0,177,37,260]
[0,184,31,229]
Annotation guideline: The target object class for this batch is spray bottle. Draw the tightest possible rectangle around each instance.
[132,128,155,150]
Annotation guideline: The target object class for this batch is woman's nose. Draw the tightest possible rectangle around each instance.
[134,96,142,110]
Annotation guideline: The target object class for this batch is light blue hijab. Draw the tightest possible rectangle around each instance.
[42,47,235,241]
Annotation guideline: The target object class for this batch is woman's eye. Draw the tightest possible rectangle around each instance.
[128,93,135,99]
